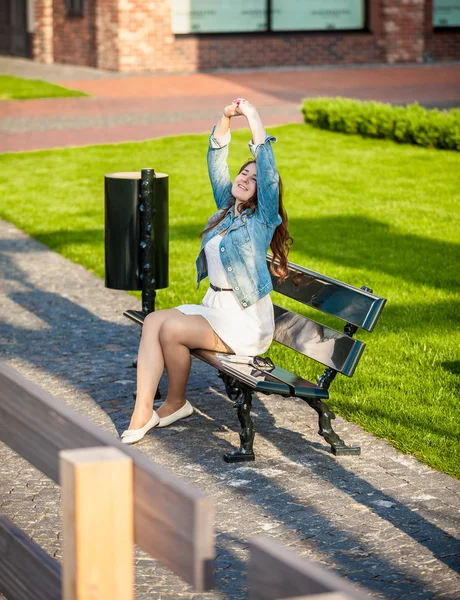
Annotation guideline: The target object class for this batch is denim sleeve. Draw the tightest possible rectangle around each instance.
[207,126,232,210]
[250,135,281,225]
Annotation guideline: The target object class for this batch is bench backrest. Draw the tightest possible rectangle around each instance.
[267,256,386,376]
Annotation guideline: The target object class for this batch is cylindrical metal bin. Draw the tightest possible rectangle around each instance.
[104,171,169,291]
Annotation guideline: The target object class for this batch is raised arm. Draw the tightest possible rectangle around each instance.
[237,101,266,145]
[236,100,280,225]
[214,111,231,139]
[207,103,241,210]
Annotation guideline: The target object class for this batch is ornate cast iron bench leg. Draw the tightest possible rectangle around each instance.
[302,396,361,456]
[224,387,256,463]
[315,358,361,455]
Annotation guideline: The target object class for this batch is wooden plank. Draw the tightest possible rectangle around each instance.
[0,362,214,592]
[0,514,61,600]
[60,447,133,600]
[248,537,370,600]
[283,595,355,600]
[268,255,386,332]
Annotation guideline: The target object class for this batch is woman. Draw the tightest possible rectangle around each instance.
[121,99,292,444]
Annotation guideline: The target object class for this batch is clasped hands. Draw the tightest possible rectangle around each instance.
[224,98,257,119]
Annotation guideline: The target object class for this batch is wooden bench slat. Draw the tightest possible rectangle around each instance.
[249,536,370,600]
[0,514,61,600]
[268,256,386,332]
[0,362,214,592]
[273,306,366,377]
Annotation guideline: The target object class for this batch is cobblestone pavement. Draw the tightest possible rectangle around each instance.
[1,57,459,152]
[1,217,459,599]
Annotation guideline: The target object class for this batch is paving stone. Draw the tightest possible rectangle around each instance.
[1,218,460,599]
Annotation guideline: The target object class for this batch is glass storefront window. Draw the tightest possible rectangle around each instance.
[272,0,365,32]
[433,0,460,27]
[171,0,366,34]
[171,0,267,34]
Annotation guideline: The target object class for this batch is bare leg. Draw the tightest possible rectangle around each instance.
[128,308,181,430]
[157,314,234,419]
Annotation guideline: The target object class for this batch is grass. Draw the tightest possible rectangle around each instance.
[0,75,88,100]
[0,124,459,478]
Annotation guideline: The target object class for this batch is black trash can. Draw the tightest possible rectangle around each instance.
[104,170,169,296]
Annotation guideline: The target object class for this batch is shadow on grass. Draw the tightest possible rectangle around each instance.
[376,299,460,332]
[30,215,460,297]
[32,222,202,253]
[289,215,459,292]
[33,228,104,253]
[330,401,459,445]
[441,361,460,376]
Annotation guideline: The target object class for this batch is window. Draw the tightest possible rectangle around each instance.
[433,0,460,27]
[272,0,365,32]
[171,0,366,34]
[65,0,84,17]
[172,0,267,33]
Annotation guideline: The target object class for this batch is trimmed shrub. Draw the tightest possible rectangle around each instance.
[301,98,460,151]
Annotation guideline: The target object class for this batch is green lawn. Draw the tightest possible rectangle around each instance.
[1,124,459,477]
[0,75,88,100]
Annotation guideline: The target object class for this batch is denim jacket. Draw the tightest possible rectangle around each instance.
[195,128,282,309]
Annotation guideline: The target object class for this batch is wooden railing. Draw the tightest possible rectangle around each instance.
[0,362,370,600]
[248,537,371,600]
[0,362,213,599]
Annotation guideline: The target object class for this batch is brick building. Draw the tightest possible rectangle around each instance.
[1,1,459,72]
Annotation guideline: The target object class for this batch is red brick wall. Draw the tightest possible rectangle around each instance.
[32,0,53,64]
[31,0,460,72]
[96,0,119,70]
[379,0,426,63]
[116,0,199,72]
[424,0,460,61]
[193,33,385,71]
[52,0,96,67]
[114,0,385,72]
[425,29,460,61]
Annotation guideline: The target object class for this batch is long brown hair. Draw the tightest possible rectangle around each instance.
[200,159,293,281]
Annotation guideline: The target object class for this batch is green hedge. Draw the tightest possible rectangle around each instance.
[301,97,460,151]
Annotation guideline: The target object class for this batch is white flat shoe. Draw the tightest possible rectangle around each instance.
[120,411,160,444]
[157,400,194,428]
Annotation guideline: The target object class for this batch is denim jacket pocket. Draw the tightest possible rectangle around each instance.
[229,220,250,246]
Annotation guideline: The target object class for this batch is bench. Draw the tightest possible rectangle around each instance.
[124,255,386,463]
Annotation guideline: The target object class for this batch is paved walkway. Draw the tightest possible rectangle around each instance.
[1,57,460,153]
[1,217,459,599]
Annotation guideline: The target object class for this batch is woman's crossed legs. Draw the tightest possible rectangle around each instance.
[129,308,234,430]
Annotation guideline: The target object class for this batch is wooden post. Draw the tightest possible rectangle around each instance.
[60,447,133,600]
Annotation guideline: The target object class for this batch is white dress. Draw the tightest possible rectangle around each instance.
[175,234,275,355]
